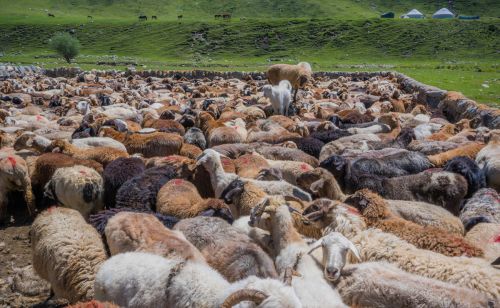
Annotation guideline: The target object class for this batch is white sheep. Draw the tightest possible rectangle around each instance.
[302,203,500,300]
[250,198,347,308]
[196,149,311,201]
[94,252,302,308]
[44,165,104,219]
[71,137,127,152]
[263,80,292,116]
[308,232,491,308]
[31,207,107,303]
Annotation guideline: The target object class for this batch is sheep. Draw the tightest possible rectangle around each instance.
[386,199,464,235]
[344,189,483,257]
[102,157,145,208]
[183,127,206,149]
[66,300,119,308]
[465,222,500,263]
[174,216,278,282]
[319,134,381,161]
[179,142,202,159]
[425,123,458,141]
[300,201,500,300]
[71,137,127,152]
[296,168,346,201]
[156,178,233,222]
[443,156,486,198]
[104,211,205,262]
[0,152,34,222]
[47,139,128,167]
[427,142,485,167]
[476,131,500,190]
[196,149,311,201]
[407,139,460,155]
[99,127,183,158]
[263,80,292,115]
[94,251,301,308]
[286,137,324,158]
[31,153,103,208]
[249,198,347,308]
[460,188,500,231]
[260,157,315,185]
[44,165,104,218]
[310,232,491,308]
[267,62,312,103]
[234,153,270,179]
[31,207,107,303]
[89,207,179,236]
[13,132,51,153]
[256,145,319,167]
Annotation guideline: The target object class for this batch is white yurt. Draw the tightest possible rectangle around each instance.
[402,9,425,19]
[432,8,454,19]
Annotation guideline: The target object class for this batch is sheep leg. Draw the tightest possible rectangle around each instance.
[293,88,298,105]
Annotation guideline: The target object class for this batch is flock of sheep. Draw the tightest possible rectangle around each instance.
[0,62,499,307]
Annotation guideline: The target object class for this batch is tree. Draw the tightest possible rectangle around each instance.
[49,32,80,64]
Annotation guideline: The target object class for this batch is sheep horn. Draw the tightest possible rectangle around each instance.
[221,289,268,308]
[307,238,323,255]
[303,210,325,222]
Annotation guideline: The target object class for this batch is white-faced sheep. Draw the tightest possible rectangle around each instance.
[300,202,500,300]
[174,216,278,282]
[31,207,107,303]
[249,198,347,308]
[263,80,292,116]
[44,165,104,219]
[196,149,311,201]
[94,252,302,308]
[309,232,491,308]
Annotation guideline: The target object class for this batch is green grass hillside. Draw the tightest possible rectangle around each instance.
[0,0,498,22]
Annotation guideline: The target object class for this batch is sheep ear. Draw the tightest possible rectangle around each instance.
[308,239,323,255]
[348,241,362,262]
[310,179,325,194]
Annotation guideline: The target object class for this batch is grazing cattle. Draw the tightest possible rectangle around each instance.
[214,14,221,19]
[152,15,157,20]
[177,15,183,19]
[138,15,147,21]
[222,13,231,19]
[48,13,55,17]
[87,15,93,20]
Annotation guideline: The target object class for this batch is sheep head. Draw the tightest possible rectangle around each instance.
[198,199,234,224]
[256,168,283,181]
[343,189,390,220]
[220,179,245,204]
[319,155,347,181]
[249,196,286,231]
[308,232,361,282]
[221,289,268,308]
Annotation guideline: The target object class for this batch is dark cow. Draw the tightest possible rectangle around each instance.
[152,15,157,20]
[48,13,55,17]
[139,15,147,21]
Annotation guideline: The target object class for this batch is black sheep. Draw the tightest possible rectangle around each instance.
[115,165,178,211]
[287,137,324,158]
[309,128,351,144]
[103,157,145,208]
[444,156,486,198]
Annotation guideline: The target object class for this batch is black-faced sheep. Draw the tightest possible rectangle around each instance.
[443,156,486,198]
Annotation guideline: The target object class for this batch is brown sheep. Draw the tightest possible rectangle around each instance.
[233,154,270,178]
[179,142,202,160]
[344,189,484,257]
[47,139,128,167]
[31,153,103,207]
[296,167,346,201]
[425,124,458,141]
[156,179,233,222]
[143,113,185,135]
[267,62,312,103]
[99,127,183,158]
[428,142,485,167]
[105,211,206,262]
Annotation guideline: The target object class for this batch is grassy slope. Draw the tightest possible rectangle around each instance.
[1,0,499,21]
[0,0,499,103]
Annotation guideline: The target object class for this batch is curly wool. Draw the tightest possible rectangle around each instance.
[31,207,107,303]
[460,188,500,231]
[115,165,178,211]
[345,189,483,257]
[103,157,145,208]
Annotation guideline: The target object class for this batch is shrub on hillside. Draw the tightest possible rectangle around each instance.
[49,32,80,64]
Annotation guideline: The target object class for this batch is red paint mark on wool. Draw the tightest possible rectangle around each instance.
[493,234,500,243]
[36,115,43,121]
[79,170,87,175]
[346,206,360,216]
[7,156,16,167]
[300,164,310,171]
[47,206,56,213]
[173,179,183,185]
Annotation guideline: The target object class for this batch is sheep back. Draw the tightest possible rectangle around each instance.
[31,207,107,303]
[103,157,145,208]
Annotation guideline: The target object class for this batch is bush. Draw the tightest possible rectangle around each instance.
[49,32,80,63]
